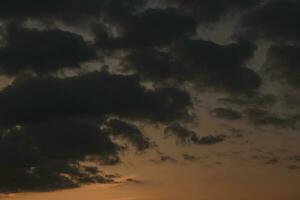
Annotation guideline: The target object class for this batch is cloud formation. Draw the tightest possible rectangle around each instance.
[245,108,300,129]
[164,0,262,23]
[0,71,191,127]
[125,39,261,93]
[0,0,299,193]
[103,119,152,151]
[0,24,96,75]
[0,0,146,26]
[95,8,196,48]
[164,123,198,144]
[218,94,277,107]
[0,71,191,191]
[241,0,300,42]
[164,123,225,145]
[0,118,118,192]
[264,45,300,88]
[211,108,242,120]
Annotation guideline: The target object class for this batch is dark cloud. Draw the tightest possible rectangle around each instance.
[195,135,225,145]
[0,0,297,194]
[164,0,262,23]
[103,119,152,151]
[218,94,277,107]
[0,25,96,75]
[182,154,198,161]
[125,39,261,93]
[19,119,118,160]
[288,165,299,170]
[95,8,196,48]
[211,108,242,120]
[264,45,300,88]
[126,178,143,184]
[284,95,300,109]
[160,155,177,162]
[0,71,191,127]
[264,158,279,165]
[124,48,178,81]
[228,128,244,135]
[164,123,226,145]
[0,0,146,25]
[288,156,300,162]
[0,0,261,27]
[0,70,192,192]
[150,155,177,164]
[0,118,118,192]
[245,108,300,129]
[172,39,261,93]
[0,92,188,192]
[0,0,100,22]
[164,123,198,144]
[0,162,109,193]
[240,0,300,42]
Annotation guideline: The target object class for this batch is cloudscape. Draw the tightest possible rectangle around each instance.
[0,1,299,200]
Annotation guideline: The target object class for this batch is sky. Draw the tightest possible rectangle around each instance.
[0,0,299,199]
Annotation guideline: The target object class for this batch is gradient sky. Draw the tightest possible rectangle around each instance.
[0,0,299,200]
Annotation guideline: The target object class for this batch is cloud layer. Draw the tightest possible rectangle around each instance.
[0,0,299,193]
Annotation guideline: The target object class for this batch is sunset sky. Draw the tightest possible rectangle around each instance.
[0,0,299,200]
